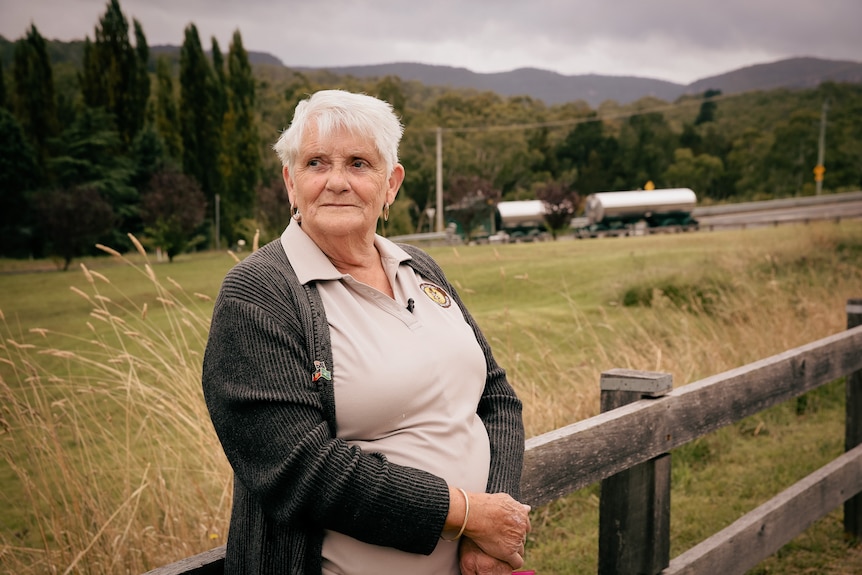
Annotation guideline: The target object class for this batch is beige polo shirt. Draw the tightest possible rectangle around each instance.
[280,221,491,575]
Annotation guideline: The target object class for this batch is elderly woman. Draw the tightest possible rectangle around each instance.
[203,89,530,575]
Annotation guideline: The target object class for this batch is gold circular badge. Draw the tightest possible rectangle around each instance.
[420,283,451,308]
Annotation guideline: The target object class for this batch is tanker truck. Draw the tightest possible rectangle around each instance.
[577,188,699,237]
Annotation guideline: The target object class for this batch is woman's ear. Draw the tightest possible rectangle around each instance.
[386,164,405,205]
[283,165,295,206]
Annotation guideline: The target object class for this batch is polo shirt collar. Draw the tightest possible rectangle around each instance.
[280,219,412,285]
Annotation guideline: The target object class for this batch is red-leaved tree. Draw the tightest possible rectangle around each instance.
[35,185,115,270]
[535,181,579,239]
[140,170,206,262]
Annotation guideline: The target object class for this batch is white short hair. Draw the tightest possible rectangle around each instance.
[272,89,404,174]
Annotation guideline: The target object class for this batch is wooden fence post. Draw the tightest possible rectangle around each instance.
[598,369,673,575]
[845,298,862,539]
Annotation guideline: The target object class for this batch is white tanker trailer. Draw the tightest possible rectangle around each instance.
[581,188,699,234]
[491,200,551,242]
[497,200,546,228]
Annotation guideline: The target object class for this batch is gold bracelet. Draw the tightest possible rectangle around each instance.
[442,488,470,541]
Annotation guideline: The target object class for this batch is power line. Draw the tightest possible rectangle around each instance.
[427,91,744,135]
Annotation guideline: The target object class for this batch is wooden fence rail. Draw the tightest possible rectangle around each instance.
[146,298,862,575]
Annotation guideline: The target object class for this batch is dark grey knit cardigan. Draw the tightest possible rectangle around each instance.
[202,239,524,575]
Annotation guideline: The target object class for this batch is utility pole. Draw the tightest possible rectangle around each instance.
[436,127,443,232]
[815,100,828,195]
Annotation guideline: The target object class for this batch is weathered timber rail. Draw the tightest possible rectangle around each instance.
[146,298,862,575]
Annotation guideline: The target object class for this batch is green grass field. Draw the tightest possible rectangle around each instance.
[1,222,861,574]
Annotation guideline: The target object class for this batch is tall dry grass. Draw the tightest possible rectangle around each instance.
[487,222,861,437]
[506,283,851,438]
[486,223,862,574]
[0,238,233,574]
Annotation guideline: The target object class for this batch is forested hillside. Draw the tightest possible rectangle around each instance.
[293,57,862,106]
[1,0,861,266]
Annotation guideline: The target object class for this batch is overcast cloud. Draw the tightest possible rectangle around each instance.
[1,0,860,84]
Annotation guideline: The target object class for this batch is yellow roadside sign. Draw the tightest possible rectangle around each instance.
[813,164,826,182]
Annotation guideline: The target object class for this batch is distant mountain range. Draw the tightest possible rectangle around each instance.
[3,36,859,107]
[289,57,862,107]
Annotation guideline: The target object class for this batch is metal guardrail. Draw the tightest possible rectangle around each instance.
[692,190,862,216]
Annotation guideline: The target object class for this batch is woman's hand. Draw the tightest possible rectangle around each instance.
[459,537,517,575]
[446,488,530,568]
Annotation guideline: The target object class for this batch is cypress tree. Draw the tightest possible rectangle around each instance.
[0,59,7,109]
[155,56,182,161]
[220,29,260,239]
[210,37,228,129]
[227,31,255,123]
[210,37,227,203]
[0,108,40,257]
[131,19,151,135]
[80,0,149,148]
[12,24,58,164]
[179,24,220,208]
[695,89,721,125]
[79,36,103,107]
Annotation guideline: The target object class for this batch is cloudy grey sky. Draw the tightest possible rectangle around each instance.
[2,0,861,85]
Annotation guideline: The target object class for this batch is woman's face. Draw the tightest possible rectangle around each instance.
[283,124,404,243]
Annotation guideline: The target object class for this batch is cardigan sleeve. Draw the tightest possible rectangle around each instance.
[454,290,525,499]
[202,247,450,556]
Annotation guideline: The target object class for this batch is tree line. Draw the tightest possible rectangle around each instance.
[2,0,861,266]
[0,0,259,268]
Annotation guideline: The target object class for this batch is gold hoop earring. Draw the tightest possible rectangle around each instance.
[383,203,390,222]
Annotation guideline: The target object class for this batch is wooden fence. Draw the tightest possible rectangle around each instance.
[147,298,862,575]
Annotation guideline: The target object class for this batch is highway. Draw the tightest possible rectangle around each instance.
[391,191,862,245]
[693,191,862,230]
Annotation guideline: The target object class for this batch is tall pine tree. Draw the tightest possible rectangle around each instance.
[80,0,149,148]
[155,56,182,162]
[179,24,220,233]
[0,59,7,109]
[12,24,58,165]
[0,108,40,257]
[220,30,260,240]
[210,38,228,133]
[131,19,151,134]
[209,37,227,203]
